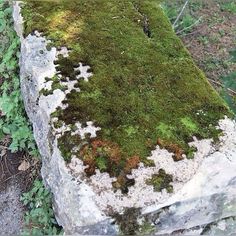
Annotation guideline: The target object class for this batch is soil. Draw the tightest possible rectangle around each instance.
[0,136,39,235]
[180,0,236,83]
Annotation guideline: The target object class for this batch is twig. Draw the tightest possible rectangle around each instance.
[208,78,236,96]
[176,16,202,35]
[173,0,190,29]
[181,28,200,37]
[0,171,22,185]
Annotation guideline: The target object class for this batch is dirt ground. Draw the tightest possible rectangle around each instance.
[180,0,236,82]
[0,136,39,235]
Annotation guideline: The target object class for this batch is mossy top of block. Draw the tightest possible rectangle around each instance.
[21,0,231,189]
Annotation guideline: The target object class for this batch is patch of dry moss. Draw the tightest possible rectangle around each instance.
[21,0,232,190]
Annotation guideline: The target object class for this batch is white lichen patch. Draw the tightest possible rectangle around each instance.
[42,80,53,91]
[68,117,236,215]
[143,117,236,215]
[21,33,57,92]
[20,32,95,122]
[71,121,101,139]
[75,63,93,82]
[56,46,70,58]
[68,133,213,213]
[51,118,71,138]
[60,77,80,94]
[65,129,213,214]
[51,118,101,140]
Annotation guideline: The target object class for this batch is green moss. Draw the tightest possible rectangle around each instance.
[181,117,198,133]
[138,221,155,235]
[146,169,173,193]
[186,146,197,159]
[21,0,232,170]
[156,123,175,140]
[114,208,141,235]
[95,156,108,172]
[114,208,156,235]
[57,131,82,162]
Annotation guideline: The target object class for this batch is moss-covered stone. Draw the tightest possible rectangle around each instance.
[40,75,67,96]
[146,169,173,193]
[114,207,141,235]
[21,0,232,191]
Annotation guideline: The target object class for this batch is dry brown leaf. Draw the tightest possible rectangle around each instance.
[18,160,30,171]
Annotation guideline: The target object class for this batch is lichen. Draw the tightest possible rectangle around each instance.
[21,0,232,192]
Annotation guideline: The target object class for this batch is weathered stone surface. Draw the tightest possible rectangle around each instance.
[13,1,236,235]
[143,119,236,235]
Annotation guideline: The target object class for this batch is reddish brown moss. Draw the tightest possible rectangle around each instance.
[78,139,140,192]
[157,138,185,161]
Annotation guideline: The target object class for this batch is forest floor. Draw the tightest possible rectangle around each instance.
[182,0,235,81]
[0,0,235,235]
[165,0,236,87]
[0,136,39,235]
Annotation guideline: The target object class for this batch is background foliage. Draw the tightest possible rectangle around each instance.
[0,0,37,154]
[220,49,236,114]
[21,179,63,236]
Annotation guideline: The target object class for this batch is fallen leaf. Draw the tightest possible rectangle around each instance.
[18,160,30,171]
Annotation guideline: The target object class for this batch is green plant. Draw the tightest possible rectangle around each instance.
[0,2,61,234]
[220,49,236,114]
[21,179,63,236]
[221,2,236,14]
[181,14,196,31]
[162,0,201,35]
[181,117,198,133]
[0,0,37,155]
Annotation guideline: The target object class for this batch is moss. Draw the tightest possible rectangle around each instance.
[114,208,156,235]
[181,117,198,133]
[114,208,141,235]
[57,131,82,162]
[21,0,232,184]
[75,139,140,193]
[138,221,155,235]
[186,146,197,159]
[146,169,173,193]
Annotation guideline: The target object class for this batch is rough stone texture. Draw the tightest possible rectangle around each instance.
[13,2,236,235]
[143,118,236,235]
[0,178,24,236]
